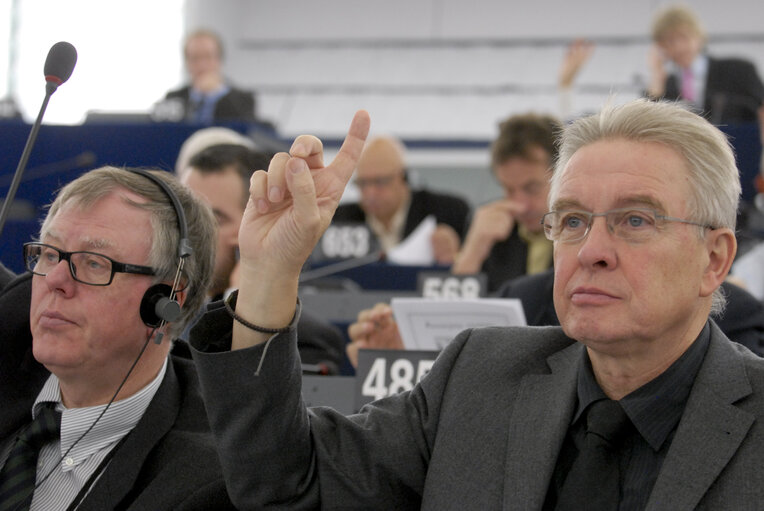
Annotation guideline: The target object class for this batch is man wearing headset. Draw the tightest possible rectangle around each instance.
[0,167,233,509]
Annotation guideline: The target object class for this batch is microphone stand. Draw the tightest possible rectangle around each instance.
[0,81,58,239]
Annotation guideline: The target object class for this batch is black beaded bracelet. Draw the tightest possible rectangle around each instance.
[224,292,293,334]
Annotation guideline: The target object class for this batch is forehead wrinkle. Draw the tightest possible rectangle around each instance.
[41,227,114,251]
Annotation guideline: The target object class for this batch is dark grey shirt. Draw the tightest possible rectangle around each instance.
[545,323,711,510]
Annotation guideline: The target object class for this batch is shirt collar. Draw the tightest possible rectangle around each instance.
[34,357,168,469]
[573,322,711,450]
[668,53,708,77]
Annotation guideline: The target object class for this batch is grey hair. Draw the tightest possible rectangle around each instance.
[551,99,741,315]
[40,166,216,338]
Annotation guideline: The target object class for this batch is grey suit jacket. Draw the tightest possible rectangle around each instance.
[192,305,764,510]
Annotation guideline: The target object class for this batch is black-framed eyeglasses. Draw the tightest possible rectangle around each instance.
[540,208,715,244]
[23,242,157,286]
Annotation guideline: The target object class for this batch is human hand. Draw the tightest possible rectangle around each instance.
[452,199,518,274]
[231,111,370,349]
[346,302,404,368]
[431,224,461,265]
[238,110,370,280]
[646,44,668,98]
[559,39,594,89]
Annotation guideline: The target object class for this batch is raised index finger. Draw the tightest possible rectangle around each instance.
[328,110,371,184]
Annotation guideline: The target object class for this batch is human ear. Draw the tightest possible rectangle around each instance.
[699,228,736,298]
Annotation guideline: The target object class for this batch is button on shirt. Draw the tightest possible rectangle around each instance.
[545,323,711,511]
[0,358,168,510]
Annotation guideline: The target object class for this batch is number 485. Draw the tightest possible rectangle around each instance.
[361,358,435,401]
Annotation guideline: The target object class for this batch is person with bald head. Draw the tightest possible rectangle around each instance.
[333,135,470,265]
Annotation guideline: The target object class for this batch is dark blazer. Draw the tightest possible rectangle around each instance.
[164,85,256,123]
[333,189,471,242]
[0,273,234,510]
[495,268,764,356]
[191,308,764,510]
[662,56,764,124]
[0,261,14,289]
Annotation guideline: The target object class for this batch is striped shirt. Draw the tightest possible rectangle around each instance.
[0,357,167,510]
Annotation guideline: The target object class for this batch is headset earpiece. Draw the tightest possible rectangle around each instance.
[140,284,181,328]
[126,168,191,337]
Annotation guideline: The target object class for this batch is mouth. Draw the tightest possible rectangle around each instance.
[570,287,620,306]
[38,310,76,328]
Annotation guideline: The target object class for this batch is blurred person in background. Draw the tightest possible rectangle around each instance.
[333,135,471,265]
[162,29,256,124]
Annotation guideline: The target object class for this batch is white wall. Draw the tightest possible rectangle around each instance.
[184,0,764,140]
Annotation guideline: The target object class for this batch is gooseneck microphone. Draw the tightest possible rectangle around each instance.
[43,41,77,93]
[0,41,77,239]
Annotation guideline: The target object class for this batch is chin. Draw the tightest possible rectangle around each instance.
[560,314,624,345]
[32,332,81,367]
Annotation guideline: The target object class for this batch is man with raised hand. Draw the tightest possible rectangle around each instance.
[192,102,764,510]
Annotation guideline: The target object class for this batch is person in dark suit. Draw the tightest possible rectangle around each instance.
[190,99,764,509]
[162,29,256,124]
[181,143,345,372]
[0,166,234,509]
[646,4,764,125]
[333,135,470,265]
[451,113,560,292]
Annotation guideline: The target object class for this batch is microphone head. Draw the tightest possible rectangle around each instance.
[44,41,77,86]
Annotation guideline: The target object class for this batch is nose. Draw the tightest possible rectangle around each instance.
[576,215,617,269]
[44,258,76,295]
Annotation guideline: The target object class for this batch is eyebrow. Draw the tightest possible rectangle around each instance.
[551,195,667,213]
[42,231,115,251]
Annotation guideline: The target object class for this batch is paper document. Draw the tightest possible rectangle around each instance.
[386,215,436,265]
[391,297,527,351]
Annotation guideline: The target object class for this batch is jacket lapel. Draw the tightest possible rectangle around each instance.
[77,358,182,510]
[503,342,581,510]
[646,324,755,510]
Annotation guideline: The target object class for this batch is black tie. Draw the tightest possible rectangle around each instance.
[0,405,62,511]
[555,399,631,511]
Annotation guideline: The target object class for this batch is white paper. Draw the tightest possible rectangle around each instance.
[391,297,527,351]
[386,215,436,265]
